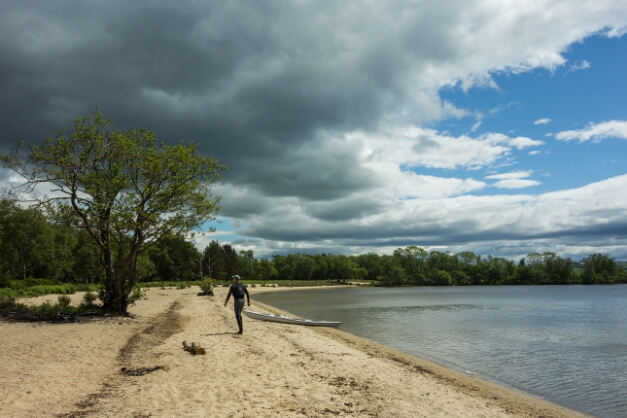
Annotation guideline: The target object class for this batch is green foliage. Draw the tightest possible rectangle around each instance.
[3,187,627,293]
[2,110,224,314]
[147,234,200,282]
[83,291,98,304]
[393,246,428,285]
[0,293,16,309]
[427,269,453,286]
[0,273,10,289]
[0,282,81,299]
[256,258,278,280]
[513,264,534,285]
[199,278,215,295]
[0,203,56,280]
[128,284,148,306]
[377,260,407,286]
[7,300,102,318]
[57,294,72,306]
[450,270,471,286]
[581,253,619,284]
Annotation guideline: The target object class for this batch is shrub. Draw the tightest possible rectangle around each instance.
[428,269,453,286]
[32,301,56,314]
[0,294,16,309]
[128,284,148,306]
[83,291,98,304]
[199,278,215,295]
[76,284,98,292]
[29,284,77,296]
[58,294,72,306]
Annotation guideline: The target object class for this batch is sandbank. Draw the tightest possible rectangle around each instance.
[0,286,591,417]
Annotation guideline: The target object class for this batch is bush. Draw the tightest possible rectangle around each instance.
[83,291,98,304]
[428,269,453,286]
[29,284,77,296]
[0,294,16,309]
[76,284,99,292]
[58,294,72,306]
[31,301,57,314]
[128,284,148,306]
[199,278,215,295]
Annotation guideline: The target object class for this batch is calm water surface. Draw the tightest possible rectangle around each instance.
[253,285,627,418]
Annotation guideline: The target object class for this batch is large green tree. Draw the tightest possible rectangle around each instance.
[0,202,55,280]
[2,111,225,313]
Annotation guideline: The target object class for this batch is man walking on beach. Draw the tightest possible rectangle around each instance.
[224,275,250,334]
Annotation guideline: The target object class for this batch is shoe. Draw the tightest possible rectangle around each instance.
[237,330,243,334]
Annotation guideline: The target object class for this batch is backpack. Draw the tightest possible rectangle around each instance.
[232,283,246,298]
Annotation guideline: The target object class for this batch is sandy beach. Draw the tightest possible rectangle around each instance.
[0,286,590,418]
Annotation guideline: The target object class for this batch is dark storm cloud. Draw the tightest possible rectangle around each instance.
[0,0,440,203]
[0,5,416,145]
[238,213,627,249]
[3,0,627,258]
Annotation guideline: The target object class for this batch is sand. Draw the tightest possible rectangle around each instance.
[0,286,591,418]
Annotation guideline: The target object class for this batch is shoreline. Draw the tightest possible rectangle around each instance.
[250,285,550,404]
[250,287,590,418]
[0,286,591,417]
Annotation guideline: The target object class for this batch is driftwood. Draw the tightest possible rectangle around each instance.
[182,341,206,355]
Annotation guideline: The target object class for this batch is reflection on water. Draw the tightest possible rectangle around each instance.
[254,285,627,418]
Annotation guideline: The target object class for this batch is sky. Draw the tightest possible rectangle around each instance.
[1,0,627,261]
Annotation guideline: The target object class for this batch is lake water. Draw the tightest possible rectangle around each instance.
[253,285,627,418]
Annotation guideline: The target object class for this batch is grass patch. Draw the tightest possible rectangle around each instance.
[0,299,109,322]
[83,291,98,304]
[58,294,72,306]
[1,281,100,299]
[138,280,201,289]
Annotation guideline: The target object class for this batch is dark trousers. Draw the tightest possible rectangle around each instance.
[234,298,245,331]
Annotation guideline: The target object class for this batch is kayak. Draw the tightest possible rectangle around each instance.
[242,310,342,327]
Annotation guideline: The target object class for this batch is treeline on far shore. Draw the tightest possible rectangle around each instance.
[1,199,627,293]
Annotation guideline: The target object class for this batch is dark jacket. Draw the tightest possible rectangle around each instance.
[225,282,250,304]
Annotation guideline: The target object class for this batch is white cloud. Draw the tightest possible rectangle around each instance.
[529,150,541,155]
[534,118,551,125]
[485,171,533,180]
[485,171,541,189]
[555,120,627,142]
[508,136,545,149]
[569,60,591,71]
[350,127,544,171]
[471,120,482,132]
[491,179,542,189]
[230,174,627,260]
